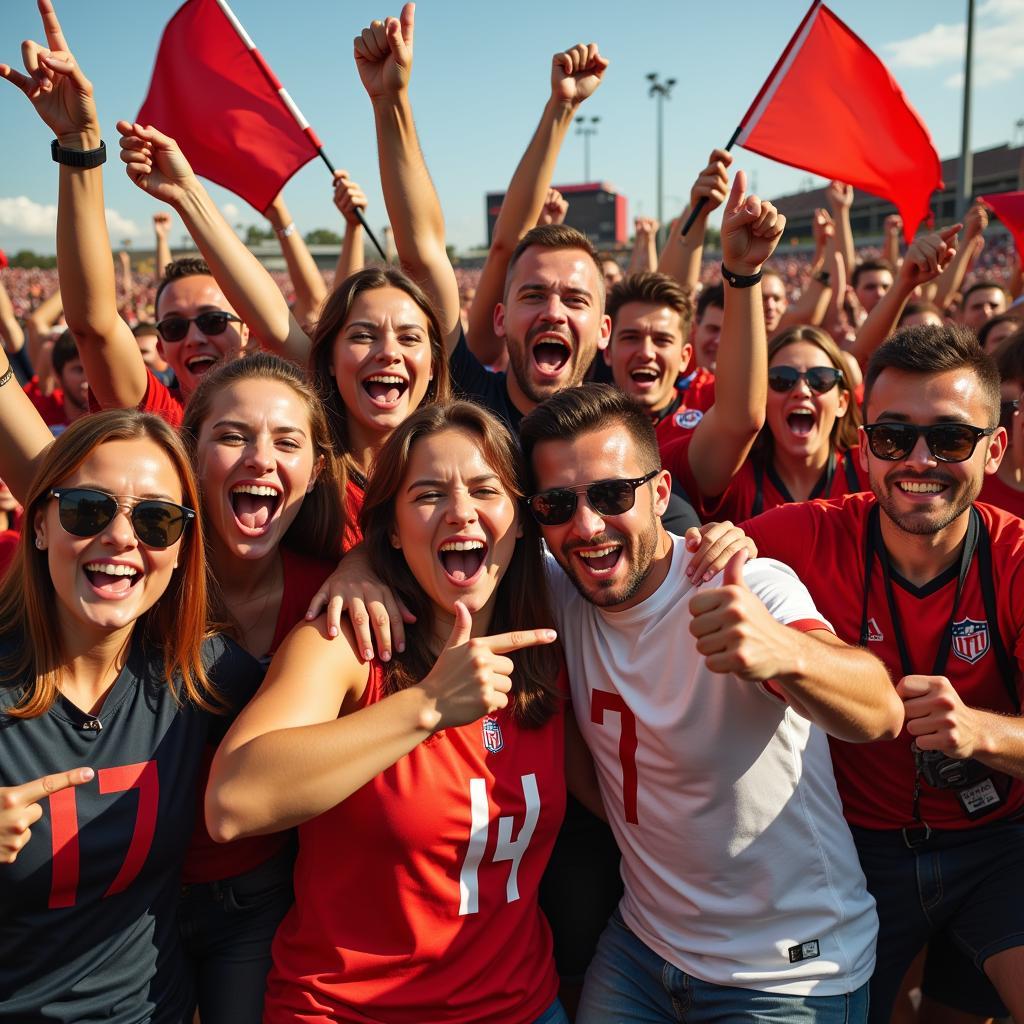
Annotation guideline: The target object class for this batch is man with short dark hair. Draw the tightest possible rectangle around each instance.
[959,279,1009,333]
[744,324,1024,1023]
[49,328,88,430]
[519,382,901,1023]
[852,258,895,314]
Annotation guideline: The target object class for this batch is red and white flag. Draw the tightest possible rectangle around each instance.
[736,1,942,241]
[981,191,1024,256]
[137,0,323,213]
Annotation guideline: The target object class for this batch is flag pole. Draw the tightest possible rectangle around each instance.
[679,0,822,237]
[213,0,388,261]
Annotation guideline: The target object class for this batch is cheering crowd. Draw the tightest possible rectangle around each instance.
[2,2,1024,1023]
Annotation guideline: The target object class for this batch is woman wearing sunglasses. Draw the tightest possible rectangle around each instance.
[207,401,575,1024]
[0,344,260,1021]
[669,325,864,522]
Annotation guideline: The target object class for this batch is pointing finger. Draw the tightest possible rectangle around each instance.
[8,767,94,808]
[482,628,558,655]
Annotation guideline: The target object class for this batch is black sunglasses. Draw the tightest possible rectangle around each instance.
[767,366,844,395]
[155,311,241,344]
[527,471,659,526]
[1000,399,1020,432]
[49,488,195,549]
[862,422,995,464]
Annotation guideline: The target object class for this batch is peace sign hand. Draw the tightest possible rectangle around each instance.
[0,0,99,145]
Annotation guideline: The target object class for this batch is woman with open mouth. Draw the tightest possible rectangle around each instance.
[206,401,576,1024]
[0,347,260,1022]
[672,325,864,523]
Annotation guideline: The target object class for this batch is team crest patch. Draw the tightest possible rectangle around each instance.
[866,617,884,642]
[951,618,990,665]
[482,716,504,753]
[673,409,703,430]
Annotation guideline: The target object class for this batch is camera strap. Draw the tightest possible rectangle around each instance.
[752,448,855,517]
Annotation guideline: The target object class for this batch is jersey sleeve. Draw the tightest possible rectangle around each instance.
[450,329,497,400]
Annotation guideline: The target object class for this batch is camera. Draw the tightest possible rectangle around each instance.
[913,746,991,790]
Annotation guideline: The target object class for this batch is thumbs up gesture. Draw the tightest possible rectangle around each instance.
[688,551,787,681]
[720,171,786,276]
[354,2,415,101]
[417,601,557,731]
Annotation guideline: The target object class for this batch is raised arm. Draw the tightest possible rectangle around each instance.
[0,0,150,410]
[882,214,903,271]
[850,225,960,368]
[627,218,659,274]
[826,180,855,276]
[117,121,310,363]
[931,201,987,312]
[658,149,731,294]
[466,43,607,363]
[153,211,173,276]
[264,192,328,328]
[683,171,783,497]
[0,273,25,356]
[353,4,462,351]
[331,170,367,283]
[0,345,55,500]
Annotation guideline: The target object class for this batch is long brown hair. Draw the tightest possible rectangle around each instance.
[180,351,346,562]
[308,268,452,479]
[360,402,560,728]
[0,410,213,718]
[754,325,862,462]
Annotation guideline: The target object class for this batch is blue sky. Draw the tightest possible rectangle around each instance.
[1,0,1022,254]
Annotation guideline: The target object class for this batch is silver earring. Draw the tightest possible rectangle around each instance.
[35,537,44,549]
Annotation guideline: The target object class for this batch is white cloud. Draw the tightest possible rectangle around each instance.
[0,195,138,240]
[222,202,240,221]
[884,1,1024,87]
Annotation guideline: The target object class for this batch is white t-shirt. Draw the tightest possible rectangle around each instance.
[546,537,878,996]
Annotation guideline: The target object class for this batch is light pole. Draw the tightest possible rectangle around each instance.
[576,116,600,182]
[956,0,975,217]
[647,72,676,228]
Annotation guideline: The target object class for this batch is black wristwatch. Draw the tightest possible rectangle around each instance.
[51,139,107,169]
[721,265,764,289]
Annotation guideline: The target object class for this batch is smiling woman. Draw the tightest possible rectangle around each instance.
[206,401,570,1024]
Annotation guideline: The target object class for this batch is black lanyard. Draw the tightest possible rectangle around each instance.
[859,504,979,679]
[752,450,836,518]
[651,391,684,430]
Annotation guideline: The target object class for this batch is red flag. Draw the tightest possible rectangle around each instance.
[736,1,942,241]
[981,191,1024,256]
[137,0,320,213]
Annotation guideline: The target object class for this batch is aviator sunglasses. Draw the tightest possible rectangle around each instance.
[862,422,995,464]
[527,471,659,526]
[48,488,196,549]
[767,366,844,395]
[155,311,241,344]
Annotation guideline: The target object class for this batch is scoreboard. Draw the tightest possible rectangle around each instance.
[485,183,627,247]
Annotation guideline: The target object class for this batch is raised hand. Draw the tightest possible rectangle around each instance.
[152,211,172,239]
[117,121,198,206]
[332,171,368,226]
[897,224,961,289]
[551,42,608,107]
[1,766,93,864]
[354,2,414,101]
[688,550,787,680]
[964,200,989,241]
[827,180,854,211]
[897,675,981,760]
[684,520,758,585]
[690,148,732,217]
[634,216,660,240]
[720,171,786,276]
[0,0,98,143]
[417,601,557,731]
[884,213,903,238]
[537,188,568,227]
[812,208,835,251]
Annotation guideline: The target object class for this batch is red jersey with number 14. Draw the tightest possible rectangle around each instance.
[744,493,1024,831]
[263,663,565,1024]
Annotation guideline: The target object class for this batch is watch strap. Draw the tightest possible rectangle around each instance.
[51,139,107,169]
[721,265,764,289]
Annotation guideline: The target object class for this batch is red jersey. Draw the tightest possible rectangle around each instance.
[979,471,1024,519]
[0,530,17,580]
[23,376,65,427]
[181,548,334,885]
[652,371,717,450]
[744,493,1024,831]
[343,477,364,552]
[663,435,867,522]
[263,664,565,1024]
[88,368,184,429]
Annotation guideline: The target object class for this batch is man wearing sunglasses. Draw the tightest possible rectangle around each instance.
[519,383,902,1023]
[743,324,1024,1023]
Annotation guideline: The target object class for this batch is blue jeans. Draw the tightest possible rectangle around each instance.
[533,998,570,1024]
[577,910,869,1023]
